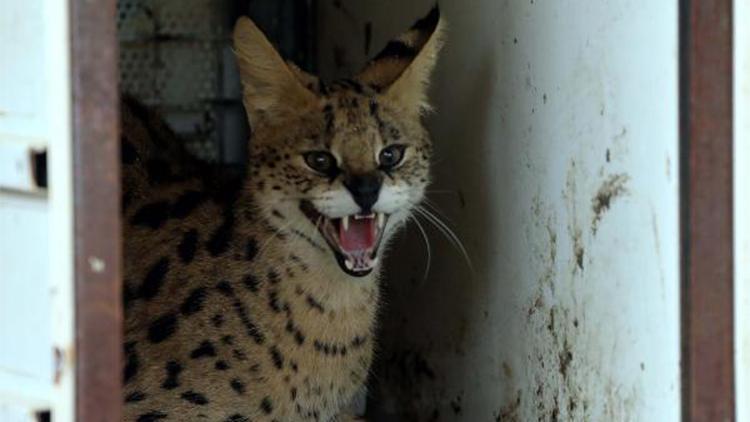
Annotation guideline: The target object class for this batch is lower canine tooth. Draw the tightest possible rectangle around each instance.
[377,213,385,229]
[342,216,350,231]
[344,259,354,270]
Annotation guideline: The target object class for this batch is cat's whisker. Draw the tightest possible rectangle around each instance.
[256,214,302,259]
[409,214,432,281]
[414,205,474,273]
[422,197,452,224]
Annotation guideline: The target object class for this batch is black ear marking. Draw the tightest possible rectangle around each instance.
[411,4,440,32]
[373,40,418,61]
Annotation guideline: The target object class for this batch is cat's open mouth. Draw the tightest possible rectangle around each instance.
[300,201,388,277]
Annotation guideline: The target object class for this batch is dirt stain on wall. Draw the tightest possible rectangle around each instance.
[591,174,629,234]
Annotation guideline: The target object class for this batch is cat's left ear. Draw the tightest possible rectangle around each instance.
[233,17,318,126]
[357,6,445,116]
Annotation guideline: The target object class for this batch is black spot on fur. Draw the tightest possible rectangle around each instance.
[270,346,284,369]
[216,280,235,296]
[290,387,298,400]
[233,348,248,361]
[206,208,235,256]
[351,335,368,348]
[306,295,325,313]
[267,270,280,285]
[161,360,182,390]
[268,290,282,313]
[215,360,230,370]
[131,201,171,229]
[125,391,146,403]
[260,397,274,414]
[124,341,139,384]
[177,229,199,263]
[225,415,250,422]
[242,274,260,292]
[222,335,235,345]
[369,99,379,116]
[232,299,265,344]
[138,257,170,300]
[181,391,209,405]
[137,412,167,422]
[145,159,174,184]
[323,104,335,133]
[171,190,207,219]
[230,378,246,394]
[121,139,138,164]
[211,313,225,327]
[180,287,207,316]
[215,280,265,343]
[148,313,177,343]
[190,340,216,359]
[245,239,259,261]
[339,78,364,94]
[374,40,418,61]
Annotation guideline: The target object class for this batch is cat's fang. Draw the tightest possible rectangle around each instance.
[344,258,354,271]
[377,213,385,229]
[342,216,350,231]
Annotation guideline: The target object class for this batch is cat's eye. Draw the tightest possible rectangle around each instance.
[304,151,337,174]
[379,144,407,169]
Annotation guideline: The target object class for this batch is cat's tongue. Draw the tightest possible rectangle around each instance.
[339,217,376,253]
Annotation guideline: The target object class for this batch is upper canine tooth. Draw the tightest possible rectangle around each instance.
[342,216,350,231]
[377,213,385,229]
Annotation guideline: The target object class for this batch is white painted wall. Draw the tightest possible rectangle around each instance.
[318,1,680,420]
[735,1,750,419]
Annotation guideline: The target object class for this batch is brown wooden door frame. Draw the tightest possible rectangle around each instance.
[70,0,122,419]
[680,0,736,420]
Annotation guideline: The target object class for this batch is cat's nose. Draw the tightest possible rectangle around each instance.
[344,173,382,214]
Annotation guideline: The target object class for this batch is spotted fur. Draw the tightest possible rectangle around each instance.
[123,7,444,421]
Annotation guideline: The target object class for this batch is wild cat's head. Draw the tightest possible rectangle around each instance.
[234,7,444,277]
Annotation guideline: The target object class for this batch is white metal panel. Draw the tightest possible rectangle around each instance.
[0,0,75,419]
[0,403,39,422]
[44,0,75,419]
[318,1,680,420]
[0,195,51,403]
[735,0,750,419]
[0,1,47,140]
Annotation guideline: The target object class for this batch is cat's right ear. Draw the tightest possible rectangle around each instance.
[233,17,318,126]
